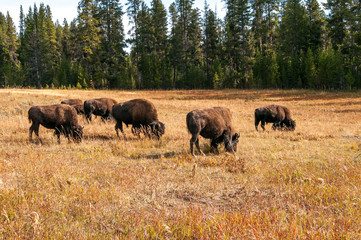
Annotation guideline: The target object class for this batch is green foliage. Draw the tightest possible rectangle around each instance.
[253,49,279,88]
[317,47,344,89]
[1,0,360,89]
[76,82,82,89]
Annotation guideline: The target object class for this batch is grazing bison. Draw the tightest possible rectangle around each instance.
[112,99,165,139]
[28,104,83,144]
[186,107,240,157]
[255,104,296,131]
[61,99,84,115]
[83,98,117,122]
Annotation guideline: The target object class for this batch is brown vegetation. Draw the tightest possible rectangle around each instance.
[0,89,360,238]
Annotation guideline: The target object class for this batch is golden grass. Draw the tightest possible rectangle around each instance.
[0,88,360,239]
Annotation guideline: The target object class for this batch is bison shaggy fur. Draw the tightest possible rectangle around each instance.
[83,98,117,122]
[61,99,84,115]
[186,107,240,157]
[112,99,165,139]
[28,104,83,144]
[255,104,296,131]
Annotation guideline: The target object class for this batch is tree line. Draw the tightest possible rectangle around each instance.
[0,0,360,90]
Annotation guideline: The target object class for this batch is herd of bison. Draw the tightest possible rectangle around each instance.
[27,97,296,156]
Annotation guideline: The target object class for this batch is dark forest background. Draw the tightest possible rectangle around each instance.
[0,0,360,89]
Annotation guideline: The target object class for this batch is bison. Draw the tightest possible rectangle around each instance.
[83,98,117,122]
[112,99,165,139]
[28,104,83,144]
[61,99,84,115]
[186,107,240,157]
[255,104,296,131]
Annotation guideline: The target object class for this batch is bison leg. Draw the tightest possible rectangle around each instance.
[86,114,92,123]
[211,139,220,154]
[29,124,34,142]
[30,123,43,144]
[272,122,281,130]
[195,138,205,156]
[101,114,108,123]
[115,122,125,138]
[190,134,204,157]
[261,120,266,131]
[54,128,61,144]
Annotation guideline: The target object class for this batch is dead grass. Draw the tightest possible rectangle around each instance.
[0,88,360,239]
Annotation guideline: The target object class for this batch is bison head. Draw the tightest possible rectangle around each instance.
[224,132,240,153]
[72,126,84,142]
[285,119,296,131]
[149,121,165,139]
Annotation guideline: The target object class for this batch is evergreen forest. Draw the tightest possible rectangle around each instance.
[0,0,360,90]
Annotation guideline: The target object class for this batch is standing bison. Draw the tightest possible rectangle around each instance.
[61,99,84,115]
[112,99,165,139]
[255,104,296,131]
[28,104,83,144]
[186,107,240,157]
[83,98,117,122]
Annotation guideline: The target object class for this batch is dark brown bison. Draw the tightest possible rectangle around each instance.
[28,104,83,144]
[255,104,296,131]
[61,99,84,115]
[83,98,117,122]
[186,107,240,157]
[112,99,165,139]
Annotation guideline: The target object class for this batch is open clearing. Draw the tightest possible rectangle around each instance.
[0,89,360,239]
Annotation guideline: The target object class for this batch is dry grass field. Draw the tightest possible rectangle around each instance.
[0,89,360,239]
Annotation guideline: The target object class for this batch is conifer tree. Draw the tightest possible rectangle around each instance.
[77,0,100,85]
[224,0,254,88]
[96,0,126,88]
[203,2,221,88]
[0,12,20,86]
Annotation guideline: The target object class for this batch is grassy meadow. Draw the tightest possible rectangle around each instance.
[0,89,360,239]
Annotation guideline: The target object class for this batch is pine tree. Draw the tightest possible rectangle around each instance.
[127,0,143,88]
[306,0,325,52]
[317,46,343,89]
[203,2,221,88]
[137,3,153,88]
[96,0,126,88]
[40,5,60,86]
[77,0,100,85]
[278,0,309,55]
[20,5,42,87]
[325,0,350,50]
[185,7,203,88]
[150,0,169,88]
[224,0,254,88]
[277,0,309,88]
[0,12,20,86]
[168,3,182,88]
[303,48,316,88]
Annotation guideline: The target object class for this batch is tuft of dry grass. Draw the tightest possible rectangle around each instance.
[0,88,360,239]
